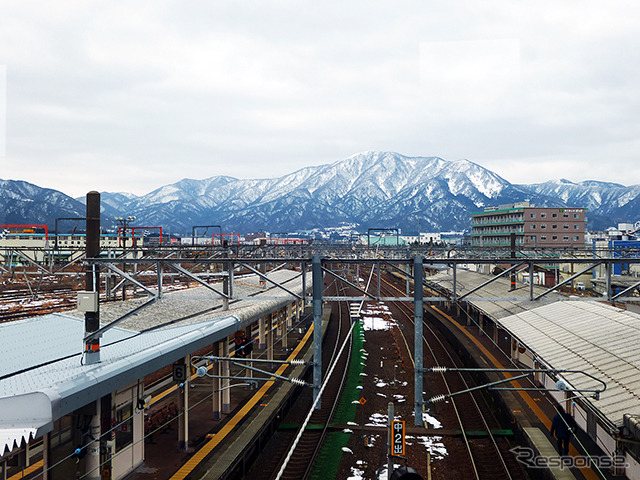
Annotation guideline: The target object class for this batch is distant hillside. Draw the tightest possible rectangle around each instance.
[3,152,640,233]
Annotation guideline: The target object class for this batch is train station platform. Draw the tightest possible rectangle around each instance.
[0,270,309,480]
[427,302,628,480]
[122,307,330,480]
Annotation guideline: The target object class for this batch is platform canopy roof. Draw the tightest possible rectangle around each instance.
[426,268,566,319]
[496,301,640,428]
[0,270,305,456]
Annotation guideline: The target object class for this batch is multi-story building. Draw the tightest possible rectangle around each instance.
[470,202,587,248]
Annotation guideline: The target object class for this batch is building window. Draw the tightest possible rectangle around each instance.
[530,213,536,218]
[552,235,558,240]
[564,224,569,229]
[552,213,558,218]
[541,213,547,218]
[574,224,579,229]
[563,213,569,218]
[115,404,134,452]
[530,225,536,229]
[541,224,547,229]
[563,236,569,241]
[541,236,547,240]
[574,213,579,218]
[574,236,580,241]
[552,225,558,229]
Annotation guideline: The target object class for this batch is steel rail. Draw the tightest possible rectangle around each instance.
[380,274,516,480]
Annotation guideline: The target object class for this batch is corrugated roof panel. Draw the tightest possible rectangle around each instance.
[0,314,134,377]
[495,301,640,426]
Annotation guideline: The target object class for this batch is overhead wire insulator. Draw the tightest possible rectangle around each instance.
[196,366,208,377]
[290,378,306,386]
[290,359,305,365]
[431,366,447,373]
[429,394,447,404]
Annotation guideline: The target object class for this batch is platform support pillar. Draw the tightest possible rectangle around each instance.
[222,340,231,413]
[312,255,323,409]
[84,400,101,479]
[267,314,274,361]
[42,432,50,480]
[466,305,471,326]
[282,310,288,350]
[212,342,222,420]
[479,313,484,336]
[493,321,499,345]
[258,317,266,350]
[414,255,424,427]
[178,355,190,451]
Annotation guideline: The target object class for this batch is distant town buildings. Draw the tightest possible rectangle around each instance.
[470,201,587,248]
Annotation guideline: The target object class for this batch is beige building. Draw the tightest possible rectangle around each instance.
[470,202,587,248]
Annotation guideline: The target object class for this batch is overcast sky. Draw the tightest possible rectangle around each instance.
[1,1,639,197]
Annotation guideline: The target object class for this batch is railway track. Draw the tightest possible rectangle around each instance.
[247,277,356,480]
[379,272,529,480]
[0,288,79,322]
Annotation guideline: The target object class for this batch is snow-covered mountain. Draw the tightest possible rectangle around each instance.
[4,152,640,233]
[103,152,523,233]
[0,179,88,226]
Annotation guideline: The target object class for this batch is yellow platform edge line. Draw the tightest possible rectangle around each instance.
[169,323,315,480]
[431,305,599,480]
[7,459,43,480]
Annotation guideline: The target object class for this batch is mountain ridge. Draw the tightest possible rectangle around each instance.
[1,152,638,234]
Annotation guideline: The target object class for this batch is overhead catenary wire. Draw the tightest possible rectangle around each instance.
[275,320,356,480]
[423,273,610,479]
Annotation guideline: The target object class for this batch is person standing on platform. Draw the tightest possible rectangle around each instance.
[551,405,575,456]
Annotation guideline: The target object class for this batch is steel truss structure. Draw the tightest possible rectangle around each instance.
[77,253,640,427]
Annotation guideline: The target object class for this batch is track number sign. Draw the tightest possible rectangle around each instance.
[391,420,405,456]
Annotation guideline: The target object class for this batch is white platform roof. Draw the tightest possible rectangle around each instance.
[426,268,566,319]
[497,301,640,428]
[0,270,305,455]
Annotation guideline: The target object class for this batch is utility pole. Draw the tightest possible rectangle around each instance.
[84,192,101,364]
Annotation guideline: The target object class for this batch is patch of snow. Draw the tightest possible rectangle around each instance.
[407,435,448,459]
[425,413,443,429]
[362,316,393,331]
[347,466,365,480]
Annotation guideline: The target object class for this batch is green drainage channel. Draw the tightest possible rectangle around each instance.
[308,321,366,480]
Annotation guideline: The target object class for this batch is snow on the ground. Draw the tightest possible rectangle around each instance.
[361,316,393,331]
[425,413,443,429]
[347,466,364,480]
[407,435,448,459]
